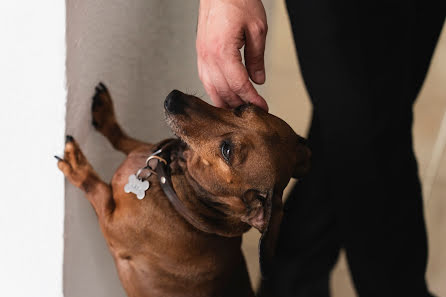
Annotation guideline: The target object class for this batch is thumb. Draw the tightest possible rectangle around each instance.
[244,23,267,85]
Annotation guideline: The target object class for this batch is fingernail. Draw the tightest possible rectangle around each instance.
[254,70,265,83]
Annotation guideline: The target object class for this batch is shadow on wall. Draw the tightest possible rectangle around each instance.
[65,1,205,297]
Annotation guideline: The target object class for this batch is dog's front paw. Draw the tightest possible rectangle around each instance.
[55,135,96,191]
[92,82,115,130]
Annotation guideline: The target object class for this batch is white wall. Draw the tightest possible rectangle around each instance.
[0,1,66,297]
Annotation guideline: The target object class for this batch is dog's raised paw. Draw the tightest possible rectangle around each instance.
[92,82,107,111]
[91,82,115,130]
[56,136,94,189]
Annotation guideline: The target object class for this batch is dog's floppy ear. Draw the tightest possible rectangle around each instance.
[292,137,311,178]
[241,189,284,279]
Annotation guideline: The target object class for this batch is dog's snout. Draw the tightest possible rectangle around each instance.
[165,90,186,114]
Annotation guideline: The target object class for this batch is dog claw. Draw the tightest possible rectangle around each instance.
[66,135,74,143]
[95,82,107,94]
[99,82,107,91]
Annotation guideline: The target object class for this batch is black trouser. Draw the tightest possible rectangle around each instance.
[261,1,445,296]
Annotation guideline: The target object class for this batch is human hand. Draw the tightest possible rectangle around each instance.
[196,0,268,111]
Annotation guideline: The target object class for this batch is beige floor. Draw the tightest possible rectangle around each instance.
[241,1,446,296]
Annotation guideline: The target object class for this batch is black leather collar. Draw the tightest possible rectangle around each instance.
[152,139,215,234]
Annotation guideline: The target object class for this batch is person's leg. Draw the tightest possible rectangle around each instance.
[269,0,445,296]
[259,110,341,297]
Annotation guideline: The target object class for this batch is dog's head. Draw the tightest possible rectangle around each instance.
[164,90,310,237]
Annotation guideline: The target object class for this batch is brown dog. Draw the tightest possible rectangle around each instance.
[56,83,310,297]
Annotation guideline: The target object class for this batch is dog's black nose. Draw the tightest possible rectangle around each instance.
[165,90,186,114]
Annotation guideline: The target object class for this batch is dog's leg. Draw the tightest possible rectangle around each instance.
[92,82,148,155]
[57,135,115,220]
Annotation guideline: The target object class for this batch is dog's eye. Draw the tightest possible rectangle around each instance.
[220,141,232,162]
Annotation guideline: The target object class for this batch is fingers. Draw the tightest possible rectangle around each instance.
[199,59,244,109]
[198,43,268,110]
[244,21,267,85]
[200,58,268,110]
[223,51,269,111]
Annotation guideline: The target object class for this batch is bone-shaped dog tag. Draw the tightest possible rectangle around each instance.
[124,174,150,200]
